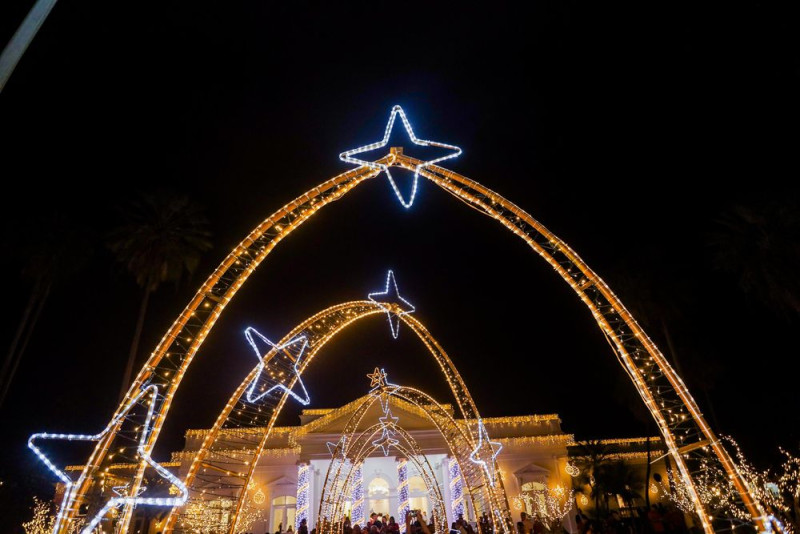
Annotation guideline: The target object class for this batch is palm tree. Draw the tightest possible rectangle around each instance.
[107,192,212,402]
[600,460,644,510]
[0,212,92,409]
[572,440,615,517]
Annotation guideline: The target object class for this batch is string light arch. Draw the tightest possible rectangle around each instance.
[48,108,766,534]
[165,300,510,533]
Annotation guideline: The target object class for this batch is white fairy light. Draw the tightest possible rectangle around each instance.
[28,385,188,534]
[244,327,311,405]
[367,270,415,339]
[372,428,399,456]
[469,420,502,487]
[339,105,462,208]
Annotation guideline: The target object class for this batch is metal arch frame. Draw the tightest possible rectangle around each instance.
[398,154,768,533]
[318,424,448,534]
[320,388,508,530]
[165,301,509,533]
[318,393,482,534]
[57,145,765,533]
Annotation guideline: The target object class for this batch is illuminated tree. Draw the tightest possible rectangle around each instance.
[22,497,84,534]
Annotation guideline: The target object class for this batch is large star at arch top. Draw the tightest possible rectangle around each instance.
[28,385,188,534]
[244,327,311,405]
[368,270,415,339]
[339,105,462,208]
[469,420,503,487]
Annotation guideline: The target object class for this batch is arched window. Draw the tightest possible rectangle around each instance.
[368,477,391,516]
[407,476,429,518]
[271,495,297,533]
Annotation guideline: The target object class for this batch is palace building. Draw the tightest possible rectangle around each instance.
[106,394,671,534]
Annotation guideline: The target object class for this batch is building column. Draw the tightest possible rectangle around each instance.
[397,457,410,532]
[448,457,465,522]
[440,458,453,528]
[352,462,366,527]
[296,461,311,530]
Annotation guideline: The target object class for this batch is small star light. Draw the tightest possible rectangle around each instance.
[326,435,348,458]
[372,428,399,456]
[244,327,311,405]
[339,105,462,208]
[469,420,503,487]
[28,385,188,534]
[379,406,399,430]
[367,367,389,389]
[368,270,415,339]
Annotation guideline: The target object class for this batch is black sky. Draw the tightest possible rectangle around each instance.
[0,0,798,526]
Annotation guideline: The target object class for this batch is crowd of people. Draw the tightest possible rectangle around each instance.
[572,504,697,534]
[269,503,697,534]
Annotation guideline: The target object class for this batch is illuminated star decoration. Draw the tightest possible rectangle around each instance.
[367,367,389,389]
[244,327,311,405]
[326,435,348,458]
[368,270,415,339]
[339,104,462,208]
[372,428,399,456]
[379,406,399,430]
[28,385,188,534]
[372,398,400,456]
[469,420,503,487]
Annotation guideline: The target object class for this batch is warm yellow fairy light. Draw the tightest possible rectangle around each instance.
[57,132,766,534]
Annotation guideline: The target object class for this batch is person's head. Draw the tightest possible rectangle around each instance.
[302,519,307,526]
[389,517,395,524]
[521,512,527,521]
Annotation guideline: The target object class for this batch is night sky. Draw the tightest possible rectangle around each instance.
[0,0,798,526]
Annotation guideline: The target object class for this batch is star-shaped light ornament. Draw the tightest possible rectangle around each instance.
[28,385,188,534]
[368,270,415,339]
[372,428,399,457]
[326,435,348,458]
[379,406,399,430]
[339,105,462,208]
[244,327,311,405]
[367,367,389,389]
[468,420,503,487]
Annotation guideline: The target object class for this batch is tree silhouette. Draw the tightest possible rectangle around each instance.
[107,192,212,402]
[0,211,92,409]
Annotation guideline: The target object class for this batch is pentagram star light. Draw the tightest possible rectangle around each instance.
[367,367,389,389]
[469,420,503,487]
[244,327,311,405]
[339,105,462,208]
[368,270,415,339]
[28,385,188,534]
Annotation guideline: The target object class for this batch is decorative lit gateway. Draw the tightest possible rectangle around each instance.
[33,105,772,534]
